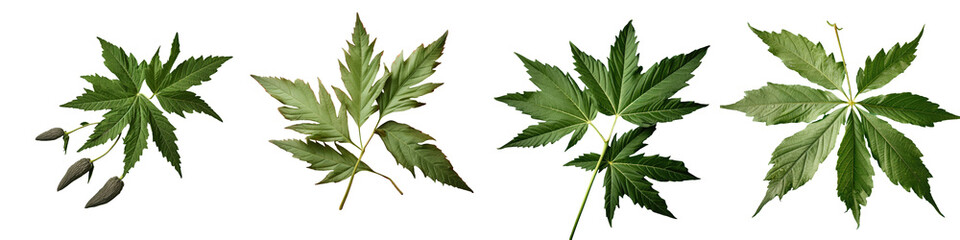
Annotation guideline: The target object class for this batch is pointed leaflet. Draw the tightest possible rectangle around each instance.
[570,42,616,115]
[859,112,942,215]
[376,121,471,192]
[338,16,385,125]
[496,55,595,149]
[98,38,142,94]
[62,75,136,111]
[856,28,923,95]
[608,21,639,113]
[270,139,375,184]
[144,99,181,176]
[750,25,846,91]
[755,107,845,215]
[156,91,222,121]
[836,109,873,225]
[377,31,448,117]
[121,96,151,178]
[722,83,845,125]
[76,98,136,151]
[253,75,352,143]
[859,93,958,127]
[620,46,709,126]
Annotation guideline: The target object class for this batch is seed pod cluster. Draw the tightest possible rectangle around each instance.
[35,128,65,141]
[85,176,124,208]
[58,158,94,191]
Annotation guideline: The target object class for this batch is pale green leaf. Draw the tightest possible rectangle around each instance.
[252,75,352,143]
[376,121,471,192]
[749,25,846,91]
[722,83,844,125]
[270,139,374,184]
[756,107,845,216]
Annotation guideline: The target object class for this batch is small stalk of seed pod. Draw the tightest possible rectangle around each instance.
[85,176,123,208]
[35,128,64,141]
[57,158,93,191]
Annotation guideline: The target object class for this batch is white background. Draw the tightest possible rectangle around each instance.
[1,0,957,239]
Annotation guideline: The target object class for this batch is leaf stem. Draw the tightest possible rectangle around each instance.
[373,171,404,195]
[339,117,383,210]
[828,21,856,102]
[570,116,618,240]
[90,134,121,163]
[64,122,100,135]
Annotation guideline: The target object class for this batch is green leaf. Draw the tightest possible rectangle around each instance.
[499,118,588,149]
[859,111,942,216]
[377,31,448,117]
[270,139,375,184]
[156,90,223,121]
[859,93,958,127]
[121,96,151,178]
[749,25,846,91]
[337,16,385,125]
[97,37,142,94]
[610,155,698,182]
[620,98,706,126]
[619,46,709,117]
[722,83,844,125]
[856,28,923,95]
[604,160,674,224]
[755,107,846,216]
[144,99,181,177]
[607,21,639,113]
[497,54,596,149]
[157,56,231,93]
[564,153,601,170]
[252,75,352,143]
[836,110,873,225]
[376,121,471,192]
[570,42,616,115]
[78,98,136,151]
[563,126,655,172]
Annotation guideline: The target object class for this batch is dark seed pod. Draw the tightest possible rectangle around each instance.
[85,177,124,208]
[57,158,93,191]
[36,128,65,141]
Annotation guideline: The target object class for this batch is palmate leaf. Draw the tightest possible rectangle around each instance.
[500,21,706,236]
[51,34,229,207]
[731,24,952,224]
[253,16,469,210]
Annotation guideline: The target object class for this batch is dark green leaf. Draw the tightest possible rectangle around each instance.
[620,98,706,126]
[860,111,942,216]
[156,90,223,121]
[97,37,142,94]
[144,99,181,176]
[856,28,923,95]
[859,92,958,127]
[620,46,709,115]
[121,96,151,178]
[604,161,674,224]
[836,109,873,225]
